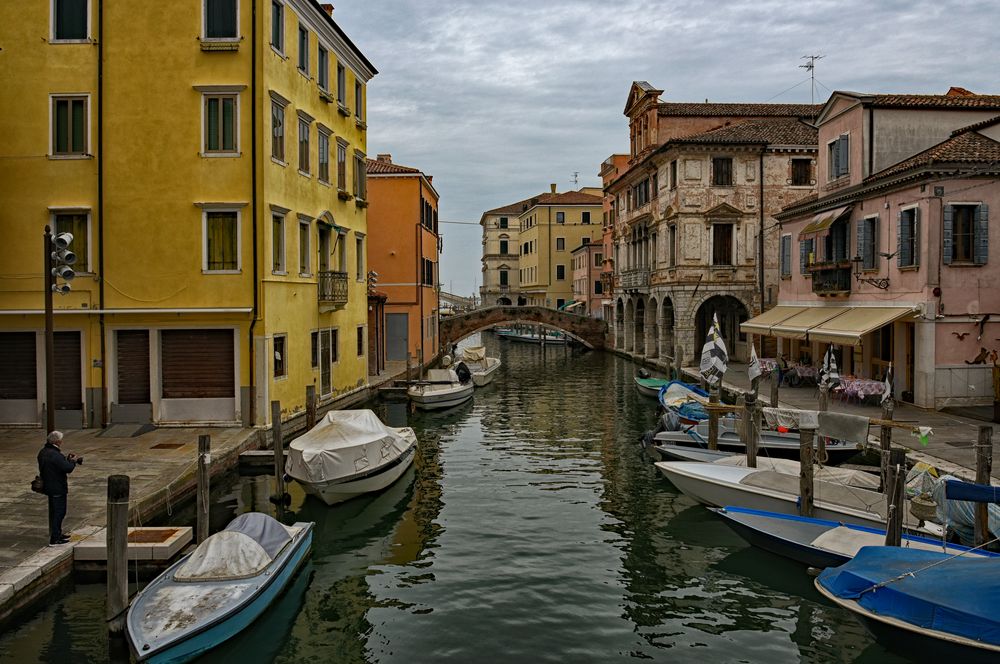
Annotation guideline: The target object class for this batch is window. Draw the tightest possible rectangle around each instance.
[317,129,330,183]
[799,238,815,274]
[273,335,286,378]
[897,208,919,268]
[668,225,677,267]
[331,328,339,362]
[336,231,346,271]
[270,0,283,51]
[204,0,237,40]
[594,252,603,268]
[270,100,284,161]
[669,160,677,189]
[582,211,591,224]
[336,140,347,190]
[318,46,329,91]
[355,236,364,280]
[712,157,733,186]
[944,204,988,265]
[594,280,603,294]
[712,223,733,265]
[271,214,285,273]
[53,0,88,41]
[791,158,811,186]
[299,219,310,275]
[557,299,565,309]
[556,237,565,251]
[858,216,878,270]
[337,63,346,105]
[355,81,363,120]
[556,211,565,224]
[353,152,366,199]
[204,210,239,272]
[356,326,364,356]
[499,217,508,229]
[422,258,435,286]
[499,270,508,286]
[54,213,89,272]
[297,118,310,173]
[297,24,309,73]
[499,239,508,254]
[780,234,791,277]
[310,331,318,368]
[204,94,237,154]
[556,264,565,280]
[51,96,88,156]
[828,134,850,179]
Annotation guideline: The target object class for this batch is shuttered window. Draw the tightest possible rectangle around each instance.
[858,216,878,270]
[116,330,150,405]
[297,24,309,73]
[799,238,814,274]
[270,0,283,51]
[52,96,87,155]
[205,94,237,153]
[54,0,88,40]
[791,158,811,186]
[205,0,237,39]
[897,208,920,268]
[828,134,850,179]
[713,224,733,266]
[205,211,239,272]
[161,330,235,399]
[712,157,733,186]
[944,203,988,265]
[271,101,284,161]
[780,234,791,277]
[54,332,82,410]
[0,332,36,400]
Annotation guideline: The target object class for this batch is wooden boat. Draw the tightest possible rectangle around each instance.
[286,410,418,505]
[634,376,670,398]
[503,331,567,344]
[657,381,710,424]
[653,425,860,465]
[407,367,474,410]
[657,450,879,490]
[127,513,314,663]
[461,346,501,386]
[816,546,1000,663]
[714,506,995,568]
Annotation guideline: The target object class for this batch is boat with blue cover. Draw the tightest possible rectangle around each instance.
[657,380,710,424]
[127,512,314,663]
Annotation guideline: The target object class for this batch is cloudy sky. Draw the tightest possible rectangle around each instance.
[333,0,997,298]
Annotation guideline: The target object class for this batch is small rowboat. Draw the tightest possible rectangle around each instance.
[657,381,710,424]
[461,346,501,386]
[407,367,474,410]
[127,513,314,663]
[634,376,670,398]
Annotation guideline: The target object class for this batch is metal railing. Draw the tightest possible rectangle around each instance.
[318,270,349,305]
[810,264,851,295]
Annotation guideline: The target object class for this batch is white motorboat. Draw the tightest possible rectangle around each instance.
[460,346,501,386]
[654,461,937,534]
[407,366,474,410]
[286,410,418,505]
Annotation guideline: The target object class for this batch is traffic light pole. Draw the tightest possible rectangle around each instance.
[44,225,55,434]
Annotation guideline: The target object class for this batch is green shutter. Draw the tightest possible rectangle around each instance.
[897,211,906,267]
[206,0,237,39]
[942,205,954,265]
[222,98,235,151]
[799,240,808,274]
[975,204,989,265]
[55,100,69,153]
[207,98,219,150]
[913,208,921,267]
[71,99,85,153]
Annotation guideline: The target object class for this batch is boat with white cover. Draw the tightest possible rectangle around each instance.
[407,366,474,410]
[127,512,313,663]
[461,346,501,386]
[286,410,418,505]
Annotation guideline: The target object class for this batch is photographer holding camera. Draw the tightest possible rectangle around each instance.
[37,431,81,546]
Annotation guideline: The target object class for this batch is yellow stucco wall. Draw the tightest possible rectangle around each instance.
[517,203,601,307]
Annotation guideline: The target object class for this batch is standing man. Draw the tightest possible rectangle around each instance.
[37,431,79,546]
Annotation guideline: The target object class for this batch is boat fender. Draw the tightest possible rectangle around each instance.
[454,362,472,385]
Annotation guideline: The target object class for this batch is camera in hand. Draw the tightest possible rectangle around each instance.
[74,455,83,465]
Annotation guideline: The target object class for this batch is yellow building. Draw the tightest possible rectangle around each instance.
[0,0,376,428]
[517,187,602,308]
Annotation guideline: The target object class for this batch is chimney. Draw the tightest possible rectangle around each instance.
[550,183,557,194]
[320,3,334,17]
[946,86,975,97]
[376,153,392,163]
[427,175,433,183]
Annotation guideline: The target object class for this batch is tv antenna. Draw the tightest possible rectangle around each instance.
[571,171,579,187]
[800,55,824,105]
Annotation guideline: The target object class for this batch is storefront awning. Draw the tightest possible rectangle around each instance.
[740,305,807,335]
[807,306,917,346]
[798,205,851,239]
[770,307,850,340]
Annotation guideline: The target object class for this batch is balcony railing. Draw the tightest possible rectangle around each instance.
[498,285,510,292]
[809,262,852,295]
[318,270,349,306]
[620,268,649,289]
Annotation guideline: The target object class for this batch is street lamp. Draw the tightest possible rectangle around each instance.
[44,225,75,433]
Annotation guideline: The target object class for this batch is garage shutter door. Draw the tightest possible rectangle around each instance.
[0,332,36,400]
[54,332,82,410]
[117,330,150,404]
[161,329,234,399]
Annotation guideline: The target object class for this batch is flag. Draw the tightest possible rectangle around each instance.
[748,344,762,382]
[881,362,893,404]
[699,313,728,386]
[819,345,841,391]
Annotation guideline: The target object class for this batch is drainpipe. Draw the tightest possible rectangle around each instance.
[417,191,424,370]
[97,0,106,427]
[248,0,260,425]
[758,147,765,312]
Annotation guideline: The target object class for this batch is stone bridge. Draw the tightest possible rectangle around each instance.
[439,306,609,350]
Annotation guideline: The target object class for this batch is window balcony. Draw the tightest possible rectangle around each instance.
[318,270,349,306]
[808,262,852,295]
[620,268,649,290]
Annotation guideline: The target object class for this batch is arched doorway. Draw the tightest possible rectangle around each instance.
[660,297,675,362]
[624,298,635,353]
[634,298,646,356]
[497,297,511,306]
[646,297,659,358]
[615,299,625,350]
[695,295,750,363]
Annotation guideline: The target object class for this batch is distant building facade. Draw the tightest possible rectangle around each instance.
[599,154,629,322]
[571,240,605,317]
[480,197,532,307]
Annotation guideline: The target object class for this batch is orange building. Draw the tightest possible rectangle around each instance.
[366,154,441,370]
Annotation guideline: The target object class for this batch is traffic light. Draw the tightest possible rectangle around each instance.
[49,231,75,294]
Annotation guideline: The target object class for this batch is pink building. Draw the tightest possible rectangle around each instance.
[571,240,604,318]
[746,89,1000,409]
[599,154,629,322]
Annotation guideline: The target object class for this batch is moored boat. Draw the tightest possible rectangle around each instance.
[653,425,859,465]
[286,409,418,505]
[657,381,710,424]
[127,512,313,663]
[461,346,501,386]
[657,451,879,490]
[634,375,670,398]
[407,366,474,409]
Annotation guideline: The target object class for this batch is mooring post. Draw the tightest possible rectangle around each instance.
[816,385,828,466]
[735,393,746,443]
[818,384,829,412]
[976,425,994,546]
[744,393,758,468]
[708,384,720,451]
[798,428,815,517]
[883,447,907,547]
[879,398,895,492]
[196,434,210,544]
[770,370,779,407]
[271,400,287,503]
[106,474,130,634]
[306,384,317,430]
[406,352,412,381]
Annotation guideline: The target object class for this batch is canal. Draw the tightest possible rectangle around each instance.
[0,334,905,663]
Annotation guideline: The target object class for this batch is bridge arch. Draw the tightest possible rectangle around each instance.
[439,306,609,350]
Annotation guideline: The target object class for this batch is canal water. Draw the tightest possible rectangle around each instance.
[0,334,905,663]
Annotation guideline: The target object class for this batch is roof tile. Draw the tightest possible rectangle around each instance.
[672,117,818,145]
[866,130,1000,181]
[658,102,821,118]
[366,158,423,175]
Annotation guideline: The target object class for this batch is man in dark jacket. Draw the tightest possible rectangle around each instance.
[37,431,79,546]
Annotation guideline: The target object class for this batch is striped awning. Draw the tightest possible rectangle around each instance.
[740,306,807,335]
[770,307,851,340]
[798,206,851,239]
[807,307,916,346]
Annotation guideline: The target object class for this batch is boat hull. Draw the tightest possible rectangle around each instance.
[653,432,858,465]
[298,442,416,506]
[470,359,501,386]
[408,382,474,409]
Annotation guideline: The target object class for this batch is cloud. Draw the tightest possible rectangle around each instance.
[333,0,998,297]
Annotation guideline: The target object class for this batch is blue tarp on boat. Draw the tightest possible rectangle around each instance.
[818,546,1000,647]
[657,381,710,422]
[946,479,1000,504]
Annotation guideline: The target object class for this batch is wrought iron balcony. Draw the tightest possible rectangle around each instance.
[318,270,349,306]
[809,262,852,295]
[620,268,649,290]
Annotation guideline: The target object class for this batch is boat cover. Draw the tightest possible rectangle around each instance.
[932,474,1000,544]
[635,377,670,390]
[462,346,487,362]
[946,478,1000,504]
[224,512,293,557]
[818,546,1000,647]
[658,381,710,421]
[286,409,414,484]
[174,513,292,582]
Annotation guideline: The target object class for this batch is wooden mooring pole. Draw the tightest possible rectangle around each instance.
[197,434,210,544]
[306,384,317,430]
[884,447,907,547]
[106,474,130,634]
[770,371,779,407]
[798,429,815,517]
[271,400,288,504]
[744,393,759,468]
[707,384,720,451]
[975,425,994,547]
[879,398,895,492]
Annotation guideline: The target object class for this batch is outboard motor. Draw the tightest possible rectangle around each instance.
[640,410,681,447]
[454,361,473,385]
[637,368,651,379]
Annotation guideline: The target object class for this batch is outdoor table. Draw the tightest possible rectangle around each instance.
[840,377,885,401]
[759,358,778,376]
